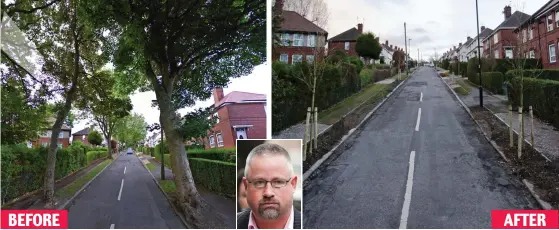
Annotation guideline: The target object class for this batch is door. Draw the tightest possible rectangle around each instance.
[236,128,247,139]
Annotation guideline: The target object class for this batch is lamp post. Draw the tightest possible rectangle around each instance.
[409,38,412,69]
[404,22,408,75]
[475,0,484,107]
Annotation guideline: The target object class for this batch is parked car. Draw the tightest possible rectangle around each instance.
[127,148,133,155]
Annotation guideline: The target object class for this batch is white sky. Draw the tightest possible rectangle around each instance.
[323,0,549,61]
[71,63,270,141]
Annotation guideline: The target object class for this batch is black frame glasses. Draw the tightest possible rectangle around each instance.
[247,178,293,188]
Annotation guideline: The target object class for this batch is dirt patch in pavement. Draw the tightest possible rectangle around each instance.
[470,106,559,208]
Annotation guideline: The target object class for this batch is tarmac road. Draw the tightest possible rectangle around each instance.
[67,152,184,229]
[302,67,538,229]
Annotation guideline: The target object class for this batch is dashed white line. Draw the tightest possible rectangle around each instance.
[117,179,124,201]
[420,92,423,102]
[110,224,115,229]
[415,108,422,131]
[124,166,126,174]
[399,150,416,229]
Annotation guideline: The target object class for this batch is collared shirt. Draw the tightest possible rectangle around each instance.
[248,206,294,229]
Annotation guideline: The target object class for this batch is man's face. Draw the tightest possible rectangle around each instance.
[243,154,297,220]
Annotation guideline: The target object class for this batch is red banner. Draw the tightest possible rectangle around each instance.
[1,210,68,229]
[492,210,559,229]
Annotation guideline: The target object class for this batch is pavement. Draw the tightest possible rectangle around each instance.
[66,152,184,229]
[442,75,559,161]
[139,155,236,229]
[302,67,538,229]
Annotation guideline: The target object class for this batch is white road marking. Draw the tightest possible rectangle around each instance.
[110,224,115,229]
[124,166,126,174]
[117,179,124,201]
[399,150,416,229]
[415,108,422,131]
[420,92,423,102]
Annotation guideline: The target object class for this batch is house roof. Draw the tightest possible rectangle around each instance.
[517,0,559,29]
[46,117,72,131]
[381,43,394,53]
[484,11,530,41]
[216,91,266,107]
[328,27,361,42]
[72,127,89,136]
[280,10,327,34]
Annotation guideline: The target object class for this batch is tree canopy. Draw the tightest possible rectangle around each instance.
[114,113,148,148]
[356,33,382,61]
[88,130,103,146]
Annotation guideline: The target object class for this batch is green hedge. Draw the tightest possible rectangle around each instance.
[506,69,559,82]
[186,148,236,163]
[374,64,391,69]
[508,77,559,128]
[481,72,505,94]
[86,151,106,164]
[372,69,391,82]
[1,145,104,204]
[272,61,361,133]
[189,158,236,197]
[360,69,375,87]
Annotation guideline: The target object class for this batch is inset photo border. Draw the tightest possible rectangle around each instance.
[236,139,303,229]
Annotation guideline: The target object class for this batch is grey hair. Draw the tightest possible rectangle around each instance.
[244,143,293,177]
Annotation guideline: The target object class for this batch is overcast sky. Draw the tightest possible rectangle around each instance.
[72,63,270,141]
[323,0,549,61]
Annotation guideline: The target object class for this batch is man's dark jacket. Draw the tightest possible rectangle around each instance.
[237,208,301,229]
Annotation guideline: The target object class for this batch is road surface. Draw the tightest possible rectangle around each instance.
[67,152,184,229]
[302,67,538,229]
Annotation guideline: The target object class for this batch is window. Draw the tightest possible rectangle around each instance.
[58,132,63,138]
[214,112,219,123]
[57,143,62,148]
[549,44,556,63]
[556,11,559,27]
[279,54,288,63]
[548,14,554,32]
[209,136,215,148]
[293,34,304,46]
[27,141,32,148]
[82,135,86,140]
[307,34,316,47]
[522,29,527,43]
[216,133,224,147]
[42,142,48,147]
[505,48,513,59]
[344,42,350,50]
[494,50,499,58]
[281,33,290,46]
[530,50,535,58]
[306,55,314,63]
[493,33,499,44]
[292,54,303,64]
[529,27,534,40]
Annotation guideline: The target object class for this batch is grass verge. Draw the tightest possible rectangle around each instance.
[159,180,177,194]
[55,159,112,197]
[454,86,469,96]
[146,162,157,171]
[319,84,391,124]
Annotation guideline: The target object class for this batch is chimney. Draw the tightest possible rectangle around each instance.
[467,36,472,41]
[459,43,462,47]
[357,23,363,33]
[386,40,389,46]
[504,5,512,20]
[274,0,284,16]
[212,88,224,105]
[481,26,486,31]
[453,46,456,50]
[390,45,393,49]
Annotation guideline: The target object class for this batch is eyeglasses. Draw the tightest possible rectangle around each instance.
[247,178,292,188]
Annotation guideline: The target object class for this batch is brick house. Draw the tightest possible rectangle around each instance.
[204,88,267,149]
[30,124,72,148]
[482,6,530,59]
[273,0,328,64]
[328,23,364,57]
[514,0,559,69]
[72,128,90,145]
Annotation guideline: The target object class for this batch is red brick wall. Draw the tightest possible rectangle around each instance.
[516,12,559,69]
[204,103,266,149]
[72,135,90,145]
[328,41,358,57]
[32,137,70,148]
[273,46,325,64]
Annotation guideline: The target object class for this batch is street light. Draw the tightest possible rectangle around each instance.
[475,0,484,107]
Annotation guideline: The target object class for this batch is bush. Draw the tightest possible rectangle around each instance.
[1,145,96,204]
[390,67,398,77]
[508,77,559,128]
[360,69,376,86]
[345,56,364,74]
[189,158,236,197]
[481,72,505,94]
[186,148,236,163]
[86,151,106,164]
[506,69,559,82]
[374,64,391,69]
[492,58,542,75]
[460,62,468,77]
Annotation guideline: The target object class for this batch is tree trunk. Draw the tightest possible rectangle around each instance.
[154,86,222,228]
[105,133,113,158]
[43,0,80,208]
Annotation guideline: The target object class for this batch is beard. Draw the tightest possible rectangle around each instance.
[258,199,281,220]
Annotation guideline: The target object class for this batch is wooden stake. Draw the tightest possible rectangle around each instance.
[509,105,513,148]
[303,107,311,161]
[309,107,314,155]
[314,107,318,150]
[530,106,534,146]
[518,107,522,159]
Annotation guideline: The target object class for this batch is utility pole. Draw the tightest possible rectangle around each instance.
[418,48,420,66]
[404,22,408,75]
[475,0,484,107]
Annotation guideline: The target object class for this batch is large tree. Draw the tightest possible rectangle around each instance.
[114,113,148,148]
[82,1,265,227]
[2,0,107,208]
[356,33,382,64]
[177,107,218,140]
[87,130,103,146]
[76,70,132,158]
